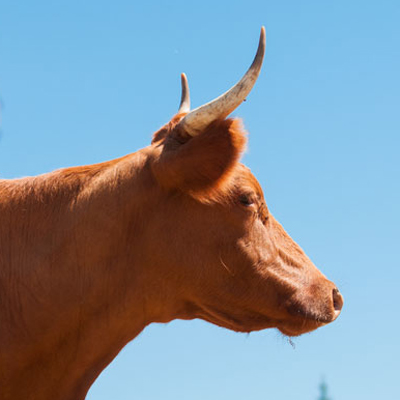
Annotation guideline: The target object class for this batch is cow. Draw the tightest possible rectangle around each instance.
[0,27,343,400]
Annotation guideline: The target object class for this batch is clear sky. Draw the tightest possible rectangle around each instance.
[1,1,399,399]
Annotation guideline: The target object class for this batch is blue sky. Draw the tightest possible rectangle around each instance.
[1,1,399,399]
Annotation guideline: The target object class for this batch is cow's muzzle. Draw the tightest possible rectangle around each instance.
[279,279,344,336]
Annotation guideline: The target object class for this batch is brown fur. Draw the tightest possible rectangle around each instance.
[0,115,342,400]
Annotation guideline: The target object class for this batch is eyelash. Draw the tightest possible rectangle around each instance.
[238,195,269,224]
[238,194,254,206]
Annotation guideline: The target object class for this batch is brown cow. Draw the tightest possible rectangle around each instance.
[0,27,342,400]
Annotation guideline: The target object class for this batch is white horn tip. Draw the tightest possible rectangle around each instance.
[178,72,190,114]
[260,26,266,47]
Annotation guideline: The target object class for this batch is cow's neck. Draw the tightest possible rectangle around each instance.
[0,148,181,400]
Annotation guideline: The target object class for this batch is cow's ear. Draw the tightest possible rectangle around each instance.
[151,118,247,196]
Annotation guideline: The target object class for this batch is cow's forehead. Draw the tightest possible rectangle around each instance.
[233,164,265,199]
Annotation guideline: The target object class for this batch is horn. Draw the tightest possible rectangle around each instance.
[177,73,190,114]
[178,27,266,137]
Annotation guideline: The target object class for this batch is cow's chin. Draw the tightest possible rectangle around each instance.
[195,304,276,333]
[276,319,326,337]
[205,315,325,337]
[195,304,328,337]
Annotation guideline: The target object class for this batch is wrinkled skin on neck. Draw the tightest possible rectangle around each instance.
[0,117,341,400]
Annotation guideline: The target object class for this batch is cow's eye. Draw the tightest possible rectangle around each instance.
[238,194,254,206]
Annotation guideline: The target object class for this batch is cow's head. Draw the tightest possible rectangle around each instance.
[147,28,343,337]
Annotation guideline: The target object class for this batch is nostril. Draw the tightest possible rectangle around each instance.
[332,288,344,312]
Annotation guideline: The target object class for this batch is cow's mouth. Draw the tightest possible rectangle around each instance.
[277,301,343,337]
[196,298,341,337]
[193,284,344,336]
[199,308,328,336]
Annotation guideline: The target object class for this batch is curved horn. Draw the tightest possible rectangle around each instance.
[177,73,190,114]
[178,27,266,136]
